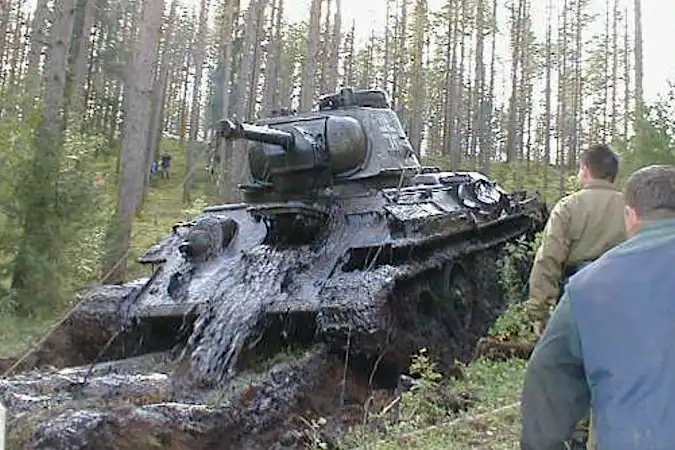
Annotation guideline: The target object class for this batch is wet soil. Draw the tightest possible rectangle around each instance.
[4,346,408,450]
[1,281,188,377]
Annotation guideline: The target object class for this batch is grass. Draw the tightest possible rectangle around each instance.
[96,141,219,281]
[345,358,527,450]
[0,315,59,358]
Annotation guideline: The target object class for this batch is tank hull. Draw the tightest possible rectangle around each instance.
[124,170,546,385]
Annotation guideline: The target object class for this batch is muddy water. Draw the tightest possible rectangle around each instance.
[184,210,361,387]
[186,247,314,386]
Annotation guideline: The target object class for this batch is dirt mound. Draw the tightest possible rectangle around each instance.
[474,336,536,361]
[4,345,410,449]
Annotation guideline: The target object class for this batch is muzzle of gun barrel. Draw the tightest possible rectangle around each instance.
[178,241,195,258]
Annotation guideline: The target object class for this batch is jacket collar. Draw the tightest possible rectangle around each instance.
[582,179,618,191]
[638,217,675,236]
[613,217,675,255]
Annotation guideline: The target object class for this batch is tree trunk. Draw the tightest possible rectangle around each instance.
[543,6,552,190]
[300,0,322,111]
[246,0,267,120]
[142,1,177,207]
[407,0,426,156]
[326,0,341,92]
[623,6,630,141]
[610,0,619,136]
[632,0,643,125]
[472,0,486,169]
[68,0,96,127]
[104,0,164,283]
[25,0,50,98]
[229,0,270,196]
[263,0,284,114]
[482,0,497,171]
[0,0,12,80]
[505,0,523,163]
[216,0,240,199]
[185,0,210,203]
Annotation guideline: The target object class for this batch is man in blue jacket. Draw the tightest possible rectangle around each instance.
[520,164,675,450]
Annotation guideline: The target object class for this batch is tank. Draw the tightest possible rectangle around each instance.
[129,86,546,382]
[0,88,547,449]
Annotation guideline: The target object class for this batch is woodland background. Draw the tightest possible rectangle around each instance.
[0,0,673,445]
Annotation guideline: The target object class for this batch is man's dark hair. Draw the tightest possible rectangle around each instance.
[624,165,675,219]
[581,144,619,182]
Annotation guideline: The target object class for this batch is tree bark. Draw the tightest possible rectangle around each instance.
[300,0,322,111]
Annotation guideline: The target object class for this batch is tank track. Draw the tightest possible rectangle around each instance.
[315,214,533,378]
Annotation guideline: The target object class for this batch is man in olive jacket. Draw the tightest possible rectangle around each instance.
[520,165,675,450]
[526,144,626,335]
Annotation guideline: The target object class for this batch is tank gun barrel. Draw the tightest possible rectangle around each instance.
[217,119,294,151]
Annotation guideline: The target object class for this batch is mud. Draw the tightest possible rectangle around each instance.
[2,280,192,378]
[2,283,136,374]
[4,346,414,450]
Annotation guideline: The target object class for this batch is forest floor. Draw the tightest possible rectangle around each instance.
[0,143,535,449]
[341,358,527,449]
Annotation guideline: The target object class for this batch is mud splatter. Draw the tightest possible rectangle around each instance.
[185,212,357,387]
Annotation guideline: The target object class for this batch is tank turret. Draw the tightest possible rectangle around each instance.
[216,87,420,199]
[217,114,368,194]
